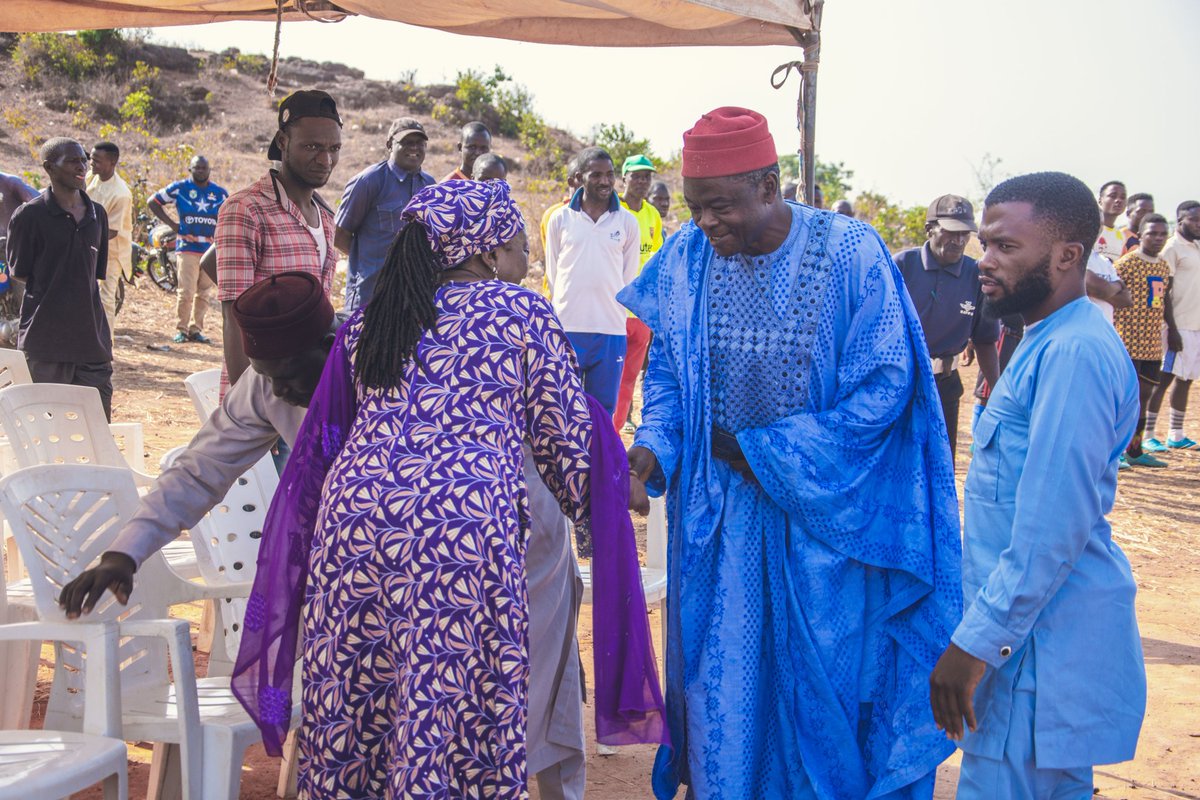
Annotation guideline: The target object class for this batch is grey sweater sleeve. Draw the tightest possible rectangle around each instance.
[108,373,289,566]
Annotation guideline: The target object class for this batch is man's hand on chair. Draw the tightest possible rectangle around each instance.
[59,551,136,618]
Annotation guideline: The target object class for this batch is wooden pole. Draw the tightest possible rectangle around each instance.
[783,0,824,205]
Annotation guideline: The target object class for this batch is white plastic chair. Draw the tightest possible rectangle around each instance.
[0,464,297,800]
[0,351,31,583]
[0,619,127,800]
[579,495,668,755]
[183,368,221,422]
[0,383,197,579]
[0,383,151,483]
[579,496,668,626]
[0,350,31,390]
[0,553,38,731]
[158,445,280,677]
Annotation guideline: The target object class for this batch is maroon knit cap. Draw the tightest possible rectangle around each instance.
[681,107,778,179]
[232,271,334,360]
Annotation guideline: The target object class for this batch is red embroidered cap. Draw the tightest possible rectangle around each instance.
[681,107,778,179]
[232,271,334,360]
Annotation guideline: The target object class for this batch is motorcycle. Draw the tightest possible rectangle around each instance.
[132,211,178,293]
[0,235,19,347]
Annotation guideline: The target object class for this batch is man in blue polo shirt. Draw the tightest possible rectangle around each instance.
[334,117,436,311]
[149,155,228,343]
[544,146,640,415]
[895,194,1000,461]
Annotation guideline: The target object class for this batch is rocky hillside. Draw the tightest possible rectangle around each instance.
[0,32,595,263]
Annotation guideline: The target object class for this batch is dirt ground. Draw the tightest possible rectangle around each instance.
[25,283,1199,798]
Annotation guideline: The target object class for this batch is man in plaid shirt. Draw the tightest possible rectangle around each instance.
[216,90,343,394]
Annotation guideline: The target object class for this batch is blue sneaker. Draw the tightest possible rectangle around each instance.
[1128,453,1168,468]
[1142,437,1168,453]
[1166,437,1199,450]
[1118,454,1131,470]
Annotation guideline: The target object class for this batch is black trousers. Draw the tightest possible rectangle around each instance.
[935,369,964,461]
[24,356,113,422]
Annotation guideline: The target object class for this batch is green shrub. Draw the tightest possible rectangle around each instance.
[76,29,124,56]
[15,33,101,82]
[219,49,269,76]
[495,83,534,138]
[119,89,153,123]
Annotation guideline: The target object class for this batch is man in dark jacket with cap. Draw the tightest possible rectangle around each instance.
[216,89,343,396]
[894,195,1001,461]
[334,117,436,311]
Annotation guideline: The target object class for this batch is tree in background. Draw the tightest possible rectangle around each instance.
[853,191,927,252]
[591,122,658,172]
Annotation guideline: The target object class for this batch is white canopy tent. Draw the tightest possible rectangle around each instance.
[0,0,825,199]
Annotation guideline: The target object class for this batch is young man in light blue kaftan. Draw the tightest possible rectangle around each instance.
[930,172,1146,798]
[620,106,963,799]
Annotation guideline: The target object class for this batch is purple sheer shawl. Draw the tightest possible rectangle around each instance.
[585,395,669,747]
[231,327,668,756]
[231,325,357,756]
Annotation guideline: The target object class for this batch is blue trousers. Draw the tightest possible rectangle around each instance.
[565,332,625,416]
[958,662,1093,800]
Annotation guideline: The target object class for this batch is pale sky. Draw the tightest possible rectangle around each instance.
[158,0,1197,212]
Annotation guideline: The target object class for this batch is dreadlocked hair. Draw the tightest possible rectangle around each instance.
[356,222,441,389]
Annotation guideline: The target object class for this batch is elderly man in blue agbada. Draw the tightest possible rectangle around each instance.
[620,106,963,799]
[930,172,1146,798]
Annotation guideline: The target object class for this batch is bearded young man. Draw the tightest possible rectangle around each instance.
[620,107,962,799]
[930,172,1145,799]
[216,90,342,395]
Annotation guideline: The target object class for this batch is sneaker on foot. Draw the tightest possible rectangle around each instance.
[1142,437,1168,453]
[171,331,188,344]
[188,331,212,344]
[1118,454,1131,470]
[1128,453,1169,467]
[1166,437,1199,450]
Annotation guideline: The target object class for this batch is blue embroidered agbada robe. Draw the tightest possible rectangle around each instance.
[618,206,963,799]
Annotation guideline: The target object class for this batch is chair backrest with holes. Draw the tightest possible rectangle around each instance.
[0,350,32,390]
[0,464,179,728]
[0,384,128,470]
[183,369,221,422]
[188,453,279,653]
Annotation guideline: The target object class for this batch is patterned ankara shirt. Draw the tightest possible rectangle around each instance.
[1113,250,1169,360]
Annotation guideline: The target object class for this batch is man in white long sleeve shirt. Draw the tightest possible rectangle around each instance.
[545,146,640,416]
[59,271,589,797]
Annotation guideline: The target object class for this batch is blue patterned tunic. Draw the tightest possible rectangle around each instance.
[299,281,592,798]
[618,205,962,799]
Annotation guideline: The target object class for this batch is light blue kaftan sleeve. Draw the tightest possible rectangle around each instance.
[953,341,1123,667]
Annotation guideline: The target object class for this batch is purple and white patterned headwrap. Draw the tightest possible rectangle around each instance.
[402,179,525,269]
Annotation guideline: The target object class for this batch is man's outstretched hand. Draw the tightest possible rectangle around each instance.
[627,445,657,515]
[58,552,137,619]
[929,642,987,740]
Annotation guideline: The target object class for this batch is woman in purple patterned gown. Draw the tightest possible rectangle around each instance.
[306,180,596,797]
[233,180,666,798]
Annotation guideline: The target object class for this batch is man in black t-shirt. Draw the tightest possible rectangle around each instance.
[5,137,113,419]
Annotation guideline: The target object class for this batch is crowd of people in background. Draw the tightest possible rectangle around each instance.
[2,87,1196,800]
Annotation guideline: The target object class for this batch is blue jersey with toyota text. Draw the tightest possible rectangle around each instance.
[153,179,228,253]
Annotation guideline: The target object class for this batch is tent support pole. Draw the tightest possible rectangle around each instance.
[786,0,823,205]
